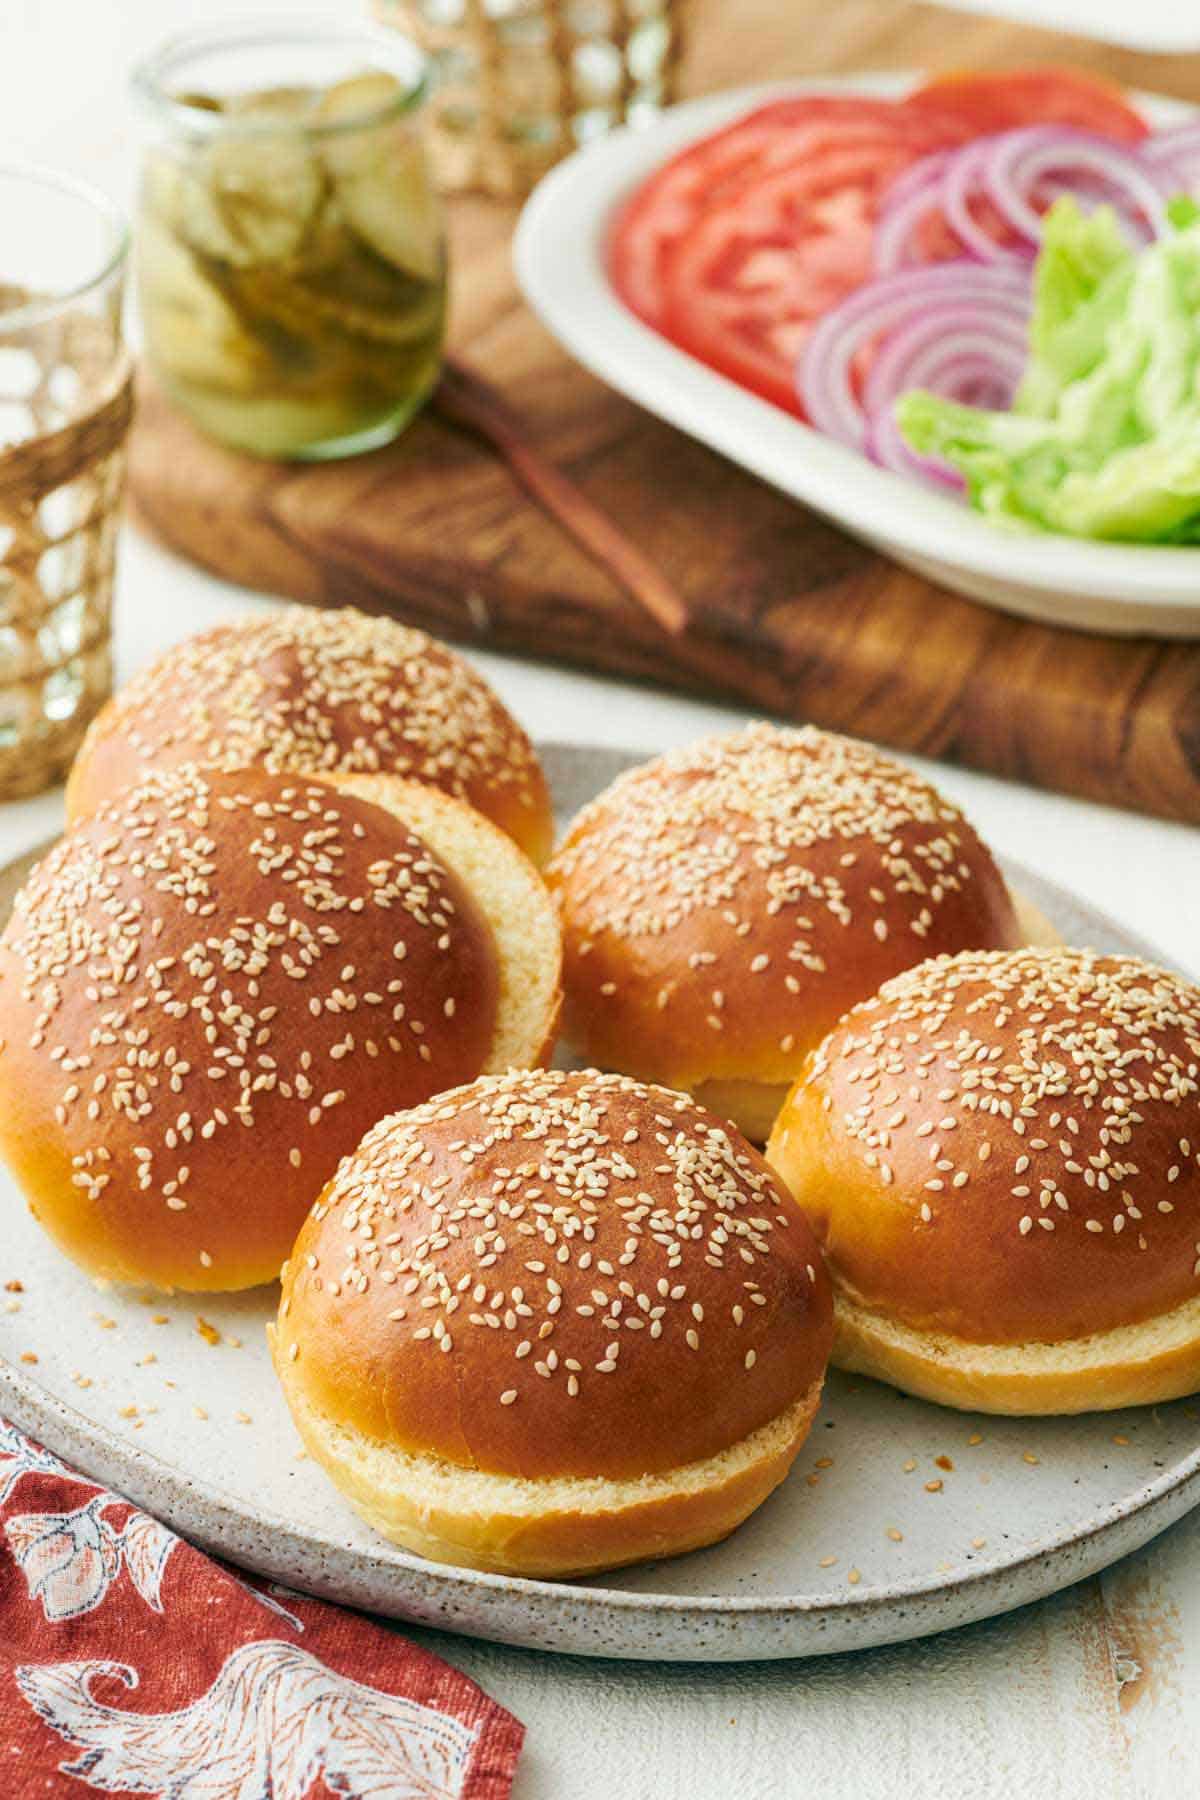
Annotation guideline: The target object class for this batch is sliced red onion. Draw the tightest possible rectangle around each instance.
[878,148,954,216]
[864,327,1026,485]
[1138,127,1200,193]
[1032,176,1154,246]
[872,121,1189,275]
[982,126,1173,243]
[873,153,955,272]
[864,317,1027,420]
[1140,121,1200,165]
[943,138,1030,262]
[797,260,1030,451]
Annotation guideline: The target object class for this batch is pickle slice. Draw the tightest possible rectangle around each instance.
[315,73,405,178]
[225,247,444,351]
[316,73,442,284]
[178,130,326,268]
[137,217,275,395]
[139,68,447,456]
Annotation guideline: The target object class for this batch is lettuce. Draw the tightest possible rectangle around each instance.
[895,197,1200,541]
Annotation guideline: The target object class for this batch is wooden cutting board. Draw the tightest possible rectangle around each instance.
[127,0,1200,828]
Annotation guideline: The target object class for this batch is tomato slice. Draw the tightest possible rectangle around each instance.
[906,67,1148,143]
[610,97,963,327]
[609,99,968,415]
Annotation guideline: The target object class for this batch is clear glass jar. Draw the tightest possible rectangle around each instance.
[133,19,446,461]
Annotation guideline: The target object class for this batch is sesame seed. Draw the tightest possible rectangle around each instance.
[279,1068,807,1428]
[547,723,1009,1068]
[811,947,1200,1277]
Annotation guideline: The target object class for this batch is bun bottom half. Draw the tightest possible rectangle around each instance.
[657,890,1061,1148]
[272,1334,823,1579]
[691,1079,788,1146]
[832,1292,1200,1416]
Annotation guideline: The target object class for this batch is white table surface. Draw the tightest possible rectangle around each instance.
[4,3,1200,1795]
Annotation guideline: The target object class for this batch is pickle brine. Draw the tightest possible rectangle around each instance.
[137,72,445,459]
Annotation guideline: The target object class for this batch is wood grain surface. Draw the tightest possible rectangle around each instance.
[128,1,1200,827]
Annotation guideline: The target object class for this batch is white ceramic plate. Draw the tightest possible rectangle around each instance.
[1,741,1198,1663]
[514,76,1200,639]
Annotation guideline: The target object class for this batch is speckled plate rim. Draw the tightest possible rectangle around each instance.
[1,739,1197,1662]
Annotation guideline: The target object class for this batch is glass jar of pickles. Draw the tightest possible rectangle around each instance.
[133,20,446,460]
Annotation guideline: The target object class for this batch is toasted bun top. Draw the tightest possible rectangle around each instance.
[767,948,1200,1345]
[0,765,501,1290]
[66,606,553,863]
[279,1068,833,1481]
[546,724,1022,1088]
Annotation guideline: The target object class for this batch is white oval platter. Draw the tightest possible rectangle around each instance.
[1,741,1198,1662]
[514,76,1200,640]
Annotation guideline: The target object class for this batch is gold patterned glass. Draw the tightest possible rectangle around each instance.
[376,0,687,198]
[0,166,130,801]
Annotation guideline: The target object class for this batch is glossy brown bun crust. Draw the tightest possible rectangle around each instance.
[274,1068,833,1575]
[546,724,1022,1137]
[0,766,560,1292]
[66,605,553,864]
[767,948,1200,1414]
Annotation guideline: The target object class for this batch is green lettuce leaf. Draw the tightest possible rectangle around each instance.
[1016,198,1134,419]
[895,196,1200,541]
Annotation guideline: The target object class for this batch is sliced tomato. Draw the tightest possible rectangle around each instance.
[609,98,968,414]
[611,98,964,414]
[906,67,1148,143]
[610,97,965,327]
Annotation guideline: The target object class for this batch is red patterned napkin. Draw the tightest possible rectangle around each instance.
[0,1418,524,1799]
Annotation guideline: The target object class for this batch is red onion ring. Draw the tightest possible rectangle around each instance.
[864,327,1026,484]
[797,261,1031,451]
[982,126,1173,244]
[873,152,955,272]
[864,317,1028,421]
[871,122,1190,274]
[942,138,1028,262]
[1139,125,1200,192]
[1140,121,1200,164]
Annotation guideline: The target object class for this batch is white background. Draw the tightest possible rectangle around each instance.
[1,3,1198,1795]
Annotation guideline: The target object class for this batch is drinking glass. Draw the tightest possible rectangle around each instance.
[0,165,130,800]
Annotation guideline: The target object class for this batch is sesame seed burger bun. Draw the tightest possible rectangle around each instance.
[766,948,1200,1414]
[271,1068,833,1578]
[0,766,561,1293]
[66,606,554,865]
[546,724,1024,1143]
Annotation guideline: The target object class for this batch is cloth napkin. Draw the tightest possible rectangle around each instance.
[0,1417,523,1799]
